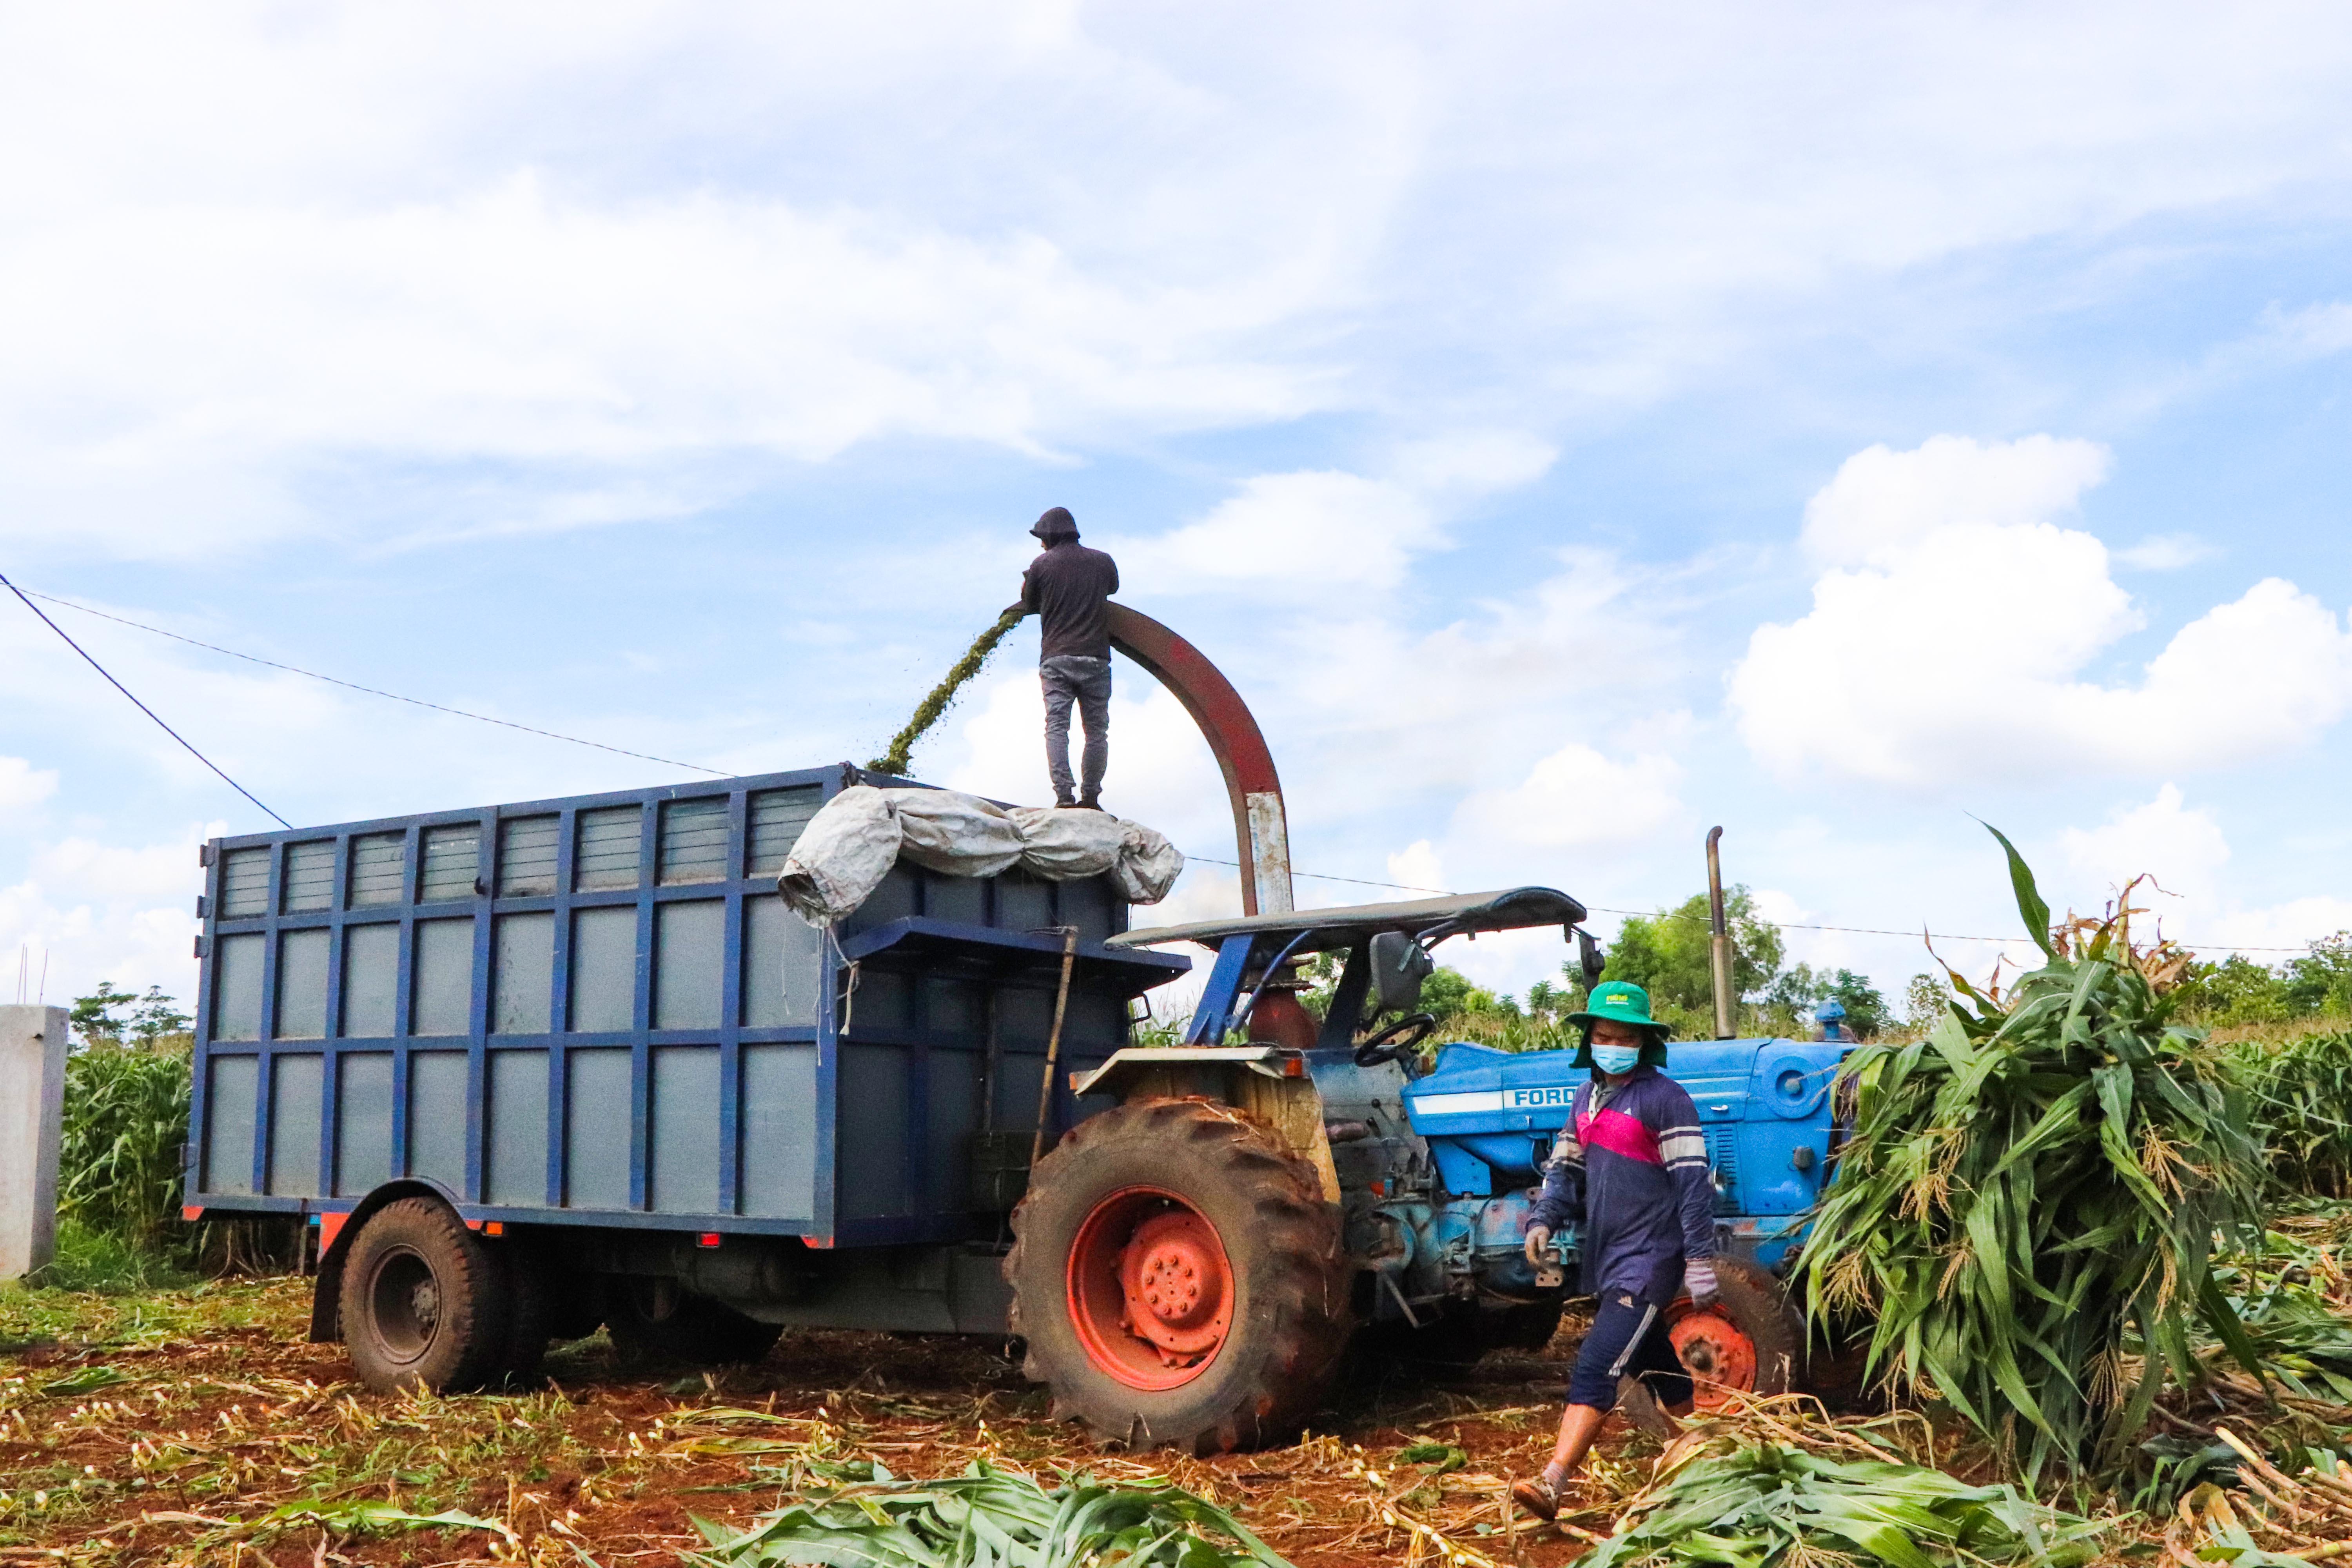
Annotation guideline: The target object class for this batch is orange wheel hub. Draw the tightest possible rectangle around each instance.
[1666,1301,1757,1407]
[1066,1188,1233,1390]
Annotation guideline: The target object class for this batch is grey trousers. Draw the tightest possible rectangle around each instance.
[1040,654,1111,801]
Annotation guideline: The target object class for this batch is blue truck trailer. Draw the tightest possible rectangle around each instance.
[184,761,1847,1451]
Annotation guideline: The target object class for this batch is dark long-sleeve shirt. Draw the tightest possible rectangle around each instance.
[1528,1066,1717,1302]
[1020,541,1120,661]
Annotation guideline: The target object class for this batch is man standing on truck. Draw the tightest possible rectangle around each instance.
[1511,981,1719,1520]
[1020,506,1120,810]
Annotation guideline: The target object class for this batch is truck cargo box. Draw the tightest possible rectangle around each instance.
[186,764,1190,1249]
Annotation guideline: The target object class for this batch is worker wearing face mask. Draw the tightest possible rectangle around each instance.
[1512,981,1718,1520]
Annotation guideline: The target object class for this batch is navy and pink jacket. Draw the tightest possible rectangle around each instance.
[1527,1065,1717,1303]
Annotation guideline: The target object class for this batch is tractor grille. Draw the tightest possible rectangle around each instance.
[1704,1125,1739,1216]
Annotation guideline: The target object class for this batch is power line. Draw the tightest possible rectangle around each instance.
[16,585,729,778]
[2,571,292,829]
[1181,854,2318,954]
[12,580,2336,957]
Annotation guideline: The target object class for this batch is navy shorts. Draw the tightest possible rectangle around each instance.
[1567,1289,1693,1411]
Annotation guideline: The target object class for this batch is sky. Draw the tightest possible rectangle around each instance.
[7,1,2352,1018]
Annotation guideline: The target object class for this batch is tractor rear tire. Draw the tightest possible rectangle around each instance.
[1006,1096,1351,1455]
[604,1278,783,1367]
[340,1198,513,1394]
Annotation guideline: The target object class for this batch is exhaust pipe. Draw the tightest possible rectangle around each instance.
[1706,826,1735,1039]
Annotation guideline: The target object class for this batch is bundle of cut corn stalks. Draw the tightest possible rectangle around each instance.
[2165,1427,2352,1567]
[1800,831,2267,1478]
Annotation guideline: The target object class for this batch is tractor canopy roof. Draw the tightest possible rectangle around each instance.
[1110,885,1587,954]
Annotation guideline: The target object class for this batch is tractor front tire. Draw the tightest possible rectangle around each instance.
[1006,1097,1350,1455]
[1666,1255,1805,1406]
[340,1198,513,1393]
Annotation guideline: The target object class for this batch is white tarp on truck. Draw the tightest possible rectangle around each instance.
[776,785,1185,927]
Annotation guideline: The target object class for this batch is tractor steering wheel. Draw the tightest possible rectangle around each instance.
[1354,1012,1437,1067]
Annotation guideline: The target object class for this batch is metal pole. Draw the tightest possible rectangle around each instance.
[1031,926,1081,1170]
[1706,827,1735,1040]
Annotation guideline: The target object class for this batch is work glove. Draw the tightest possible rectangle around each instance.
[1523,1225,1553,1267]
[1685,1259,1720,1310]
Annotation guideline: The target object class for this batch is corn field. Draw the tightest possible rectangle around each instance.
[55,1033,194,1250]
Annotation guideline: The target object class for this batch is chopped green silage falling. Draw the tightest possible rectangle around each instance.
[867,606,1028,778]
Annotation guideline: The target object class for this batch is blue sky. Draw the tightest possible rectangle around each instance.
[6,2,2352,1014]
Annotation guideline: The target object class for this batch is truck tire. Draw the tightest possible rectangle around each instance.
[340,1198,513,1393]
[604,1278,783,1367]
[1006,1097,1350,1455]
[1665,1256,1804,1407]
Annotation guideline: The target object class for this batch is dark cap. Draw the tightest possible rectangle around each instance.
[1029,506,1078,541]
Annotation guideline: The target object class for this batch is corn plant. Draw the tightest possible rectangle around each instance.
[2230,1029,2352,1197]
[1799,828,2265,1479]
[693,1460,1292,1568]
[1582,1440,2100,1568]
[57,1034,194,1250]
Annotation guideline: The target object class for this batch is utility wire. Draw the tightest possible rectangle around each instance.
[13,579,2333,956]
[2,571,293,829]
[16,584,728,777]
[1179,853,2317,954]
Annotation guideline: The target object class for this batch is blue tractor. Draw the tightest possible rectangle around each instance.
[1005,886,1849,1452]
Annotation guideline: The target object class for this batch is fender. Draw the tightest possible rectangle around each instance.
[305,1178,466,1343]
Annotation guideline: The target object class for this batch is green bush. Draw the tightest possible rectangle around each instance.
[28,1216,192,1294]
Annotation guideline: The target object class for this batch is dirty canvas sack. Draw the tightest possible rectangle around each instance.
[775,785,902,927]
[1009,808,1184,903]
[1111,820,1183,904]
[886,788,1027,878]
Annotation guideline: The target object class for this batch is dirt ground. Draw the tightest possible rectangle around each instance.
[0,1276,1668,1568]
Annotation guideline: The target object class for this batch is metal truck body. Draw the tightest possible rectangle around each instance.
[183,763,1185,1346]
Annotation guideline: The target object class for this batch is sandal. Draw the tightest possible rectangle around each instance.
[1509,1475,1563,1521]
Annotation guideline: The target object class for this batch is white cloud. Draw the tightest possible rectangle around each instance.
[1451,743,1684,852]
[0,823,215,1012]
[0,756,58,810]
[2060,784,2229,910]
[1115,470,1443,595]
[1798,434,2110,566]
[1731,436,2352,788]
[2115,533,2220,570]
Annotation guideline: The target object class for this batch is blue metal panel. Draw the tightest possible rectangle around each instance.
[650,1045,721,1212]
[411,918,474,1036]
[740,1043,816,1219]
[336,1052,394,1196]
[496,815,560,898]
[573,806,642,891]
[268,1054,324,1196]
[419,823,481,903]
[492,913,554,1034]
[486,1049,549,1206]
[204,1054,259,1195]
[348,832,405,905]
[341,924,399,1037]
[408,1052,469,1191]
[741,895,815,1027]
[569,907,636,1031]
[840,1044,910,1219]
[219,847,270,916]
[654,899,725,1030]
[281,840,336,913]
[657,797,730,885]
[274,929,330,1039]
[566,1049,632,1208]
[214,933,265,1042]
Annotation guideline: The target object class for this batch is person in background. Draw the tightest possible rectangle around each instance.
[1511,981,1719,1520]
[1019,506,1119,810]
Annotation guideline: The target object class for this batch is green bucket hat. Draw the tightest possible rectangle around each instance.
[1569,980,1672,1069]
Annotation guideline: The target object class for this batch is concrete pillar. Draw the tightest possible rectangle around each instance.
[0,1005,69,1279]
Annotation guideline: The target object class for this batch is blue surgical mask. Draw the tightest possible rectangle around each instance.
[1589,1042,1642,1074]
